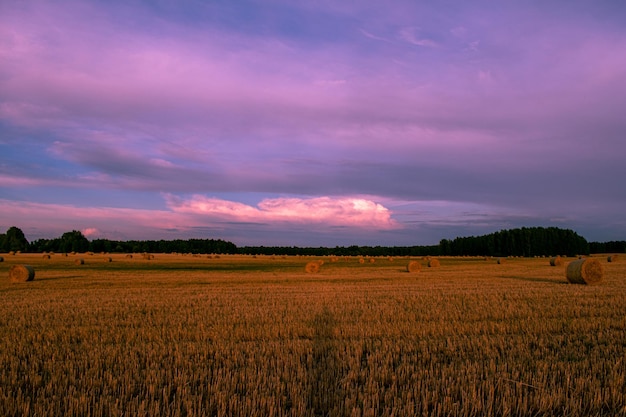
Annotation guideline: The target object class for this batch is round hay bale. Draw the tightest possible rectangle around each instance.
[607,255,618,263]
[0,256,4,262]
[427,258,440,268]
[388,257,394,262]
[358,258,365,264]
[497,258,506,264]
[106,257,113,262]
[125,254,133,259]
[43,254,51,259]
[9,251,15,256]
[305,261,320,273]
[406,260,421,273]
[9,265,35,282]
[550,256,564,267]
[75,258,84,265]
[566,258,603,285]
[369,258,375,263]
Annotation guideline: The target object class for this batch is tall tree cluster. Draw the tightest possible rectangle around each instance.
[438,227,590,257]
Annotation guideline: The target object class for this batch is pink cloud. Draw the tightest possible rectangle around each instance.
[166,195,398,229]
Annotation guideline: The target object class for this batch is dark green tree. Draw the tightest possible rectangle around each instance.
[60,230,90,253]
[1,226,29,252]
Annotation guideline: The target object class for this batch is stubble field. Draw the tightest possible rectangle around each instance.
[1,253,625,417]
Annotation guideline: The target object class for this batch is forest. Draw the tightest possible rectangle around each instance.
[1,225,622,257]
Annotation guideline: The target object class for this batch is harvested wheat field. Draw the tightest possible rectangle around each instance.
[1,253,625,416]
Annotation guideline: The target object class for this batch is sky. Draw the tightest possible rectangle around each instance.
[1,0,626,247]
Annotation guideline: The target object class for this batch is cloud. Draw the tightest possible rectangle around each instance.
[166,195,399,229]
[398,26,438,47]
[81,227,100,238]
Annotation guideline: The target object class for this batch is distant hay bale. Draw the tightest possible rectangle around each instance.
[566,258,603,285]
[550,256,564,267]
[9,265,35,282]
[142,253,154,260]
[305,261,321,273]
[75,258,84,265]
[428,258,440,268]
[358,258,365,264]
[43,254,51,259]
[9,251,15,256]
[406,260,421,273]
[369,258,375,263]
[106,257,113,262]
[388,257,394,262]
[125,254,133,259]
[497,258,506,264]
[607,255,618,263]
[0,256,4,262]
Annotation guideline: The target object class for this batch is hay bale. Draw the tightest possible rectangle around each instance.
[607,255,618,263]
[305,261,321,273]
[406,260,421,273]
[497,258,506,264]
[566,258,603,285]
[0,256,4,262]
[550,256,564,266]
[125,254,133,259]
[427,258,440,268]
[358,258,365,264]
[369,258,375,263]
[43,254,51,259]
[106,257,113,262]
[75,258,84,265]
[9,265,35,282]
[142,253,154,260]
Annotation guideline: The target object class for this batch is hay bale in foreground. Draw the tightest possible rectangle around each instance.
[607,255,618,263]
[9,265,35,282]
[550,256,564,266]
[305,261,321,273]
[566,258,603,285]
[406,260,421,273]
[75,258,84,265]
[428,258,440,268]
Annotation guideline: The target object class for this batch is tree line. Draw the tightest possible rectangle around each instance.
[0,227,236,255]
[438,227,590,257]
[1,225,623,257]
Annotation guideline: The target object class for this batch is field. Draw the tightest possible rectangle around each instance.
[1,253,625,417]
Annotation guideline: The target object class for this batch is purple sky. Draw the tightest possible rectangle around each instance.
[1,0,625,246]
